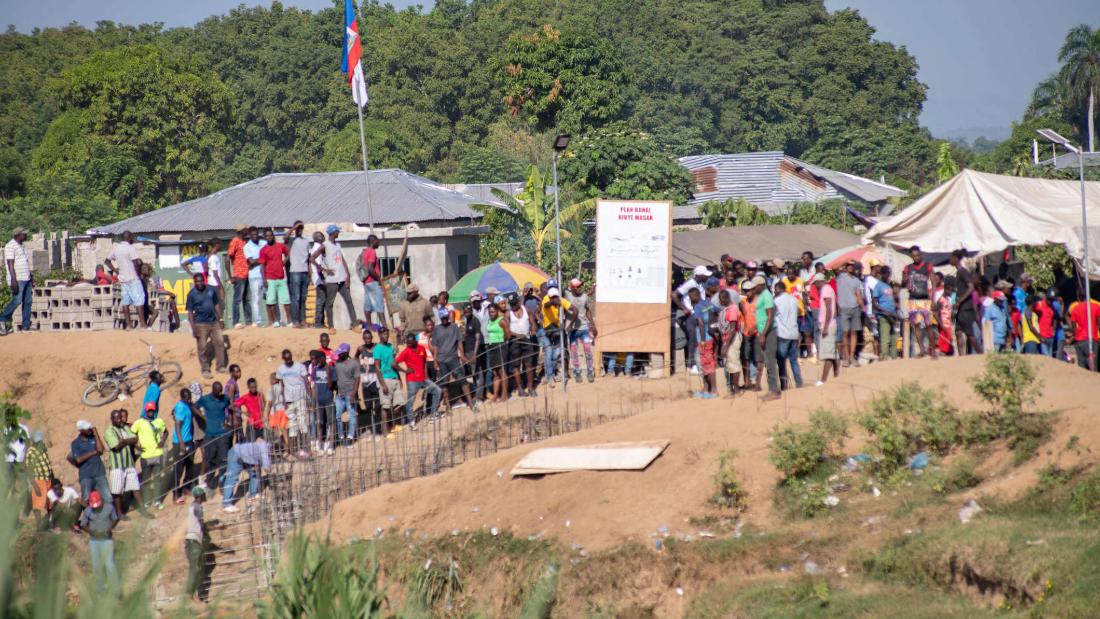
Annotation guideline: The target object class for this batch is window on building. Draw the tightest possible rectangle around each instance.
[457,254,469,278]
[381,257,410,278]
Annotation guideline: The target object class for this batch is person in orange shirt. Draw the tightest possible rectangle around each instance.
[226,225,252,328]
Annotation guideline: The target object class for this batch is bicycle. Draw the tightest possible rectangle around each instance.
[81,339,183,407]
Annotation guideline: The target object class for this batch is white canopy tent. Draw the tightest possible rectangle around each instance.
[862,169,1100,278]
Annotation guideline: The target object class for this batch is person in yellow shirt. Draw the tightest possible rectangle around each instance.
[131,402,168,510]
[541,288,577,385]
[783,264,809,358]
[1020,294,1043,354]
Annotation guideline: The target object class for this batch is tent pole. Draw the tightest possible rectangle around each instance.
[1079,151,1094,370]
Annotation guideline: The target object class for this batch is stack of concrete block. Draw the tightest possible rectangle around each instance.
[19,283,118,331]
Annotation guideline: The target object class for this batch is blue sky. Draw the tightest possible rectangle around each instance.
[3,0,1099,139]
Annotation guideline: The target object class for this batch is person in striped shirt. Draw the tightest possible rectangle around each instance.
[0,226,32,335]
[105,409,152,519]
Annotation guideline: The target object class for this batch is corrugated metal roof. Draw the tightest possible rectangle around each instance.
[789,157,907,204]
[676,152,906,220]
[91,169,504,235]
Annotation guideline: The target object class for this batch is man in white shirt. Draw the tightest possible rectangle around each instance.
[312,225,358,331]
[1,227,33,335]
[673,265,711,373]
[105,230,146,330]
[773,282,804,389]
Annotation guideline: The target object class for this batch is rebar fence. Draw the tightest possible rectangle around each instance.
[151,337,668,604]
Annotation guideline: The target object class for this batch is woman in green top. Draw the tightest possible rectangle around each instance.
[485,305,506,402]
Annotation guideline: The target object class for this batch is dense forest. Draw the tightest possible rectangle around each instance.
[0,0,1095,241]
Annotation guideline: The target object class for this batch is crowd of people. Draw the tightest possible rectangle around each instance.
[6,222,1100,602]
[672,246,1100,402]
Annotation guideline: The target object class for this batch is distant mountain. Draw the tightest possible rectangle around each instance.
[936,126,1011,143]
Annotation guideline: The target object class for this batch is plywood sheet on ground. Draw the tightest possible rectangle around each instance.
[510,440,670,476]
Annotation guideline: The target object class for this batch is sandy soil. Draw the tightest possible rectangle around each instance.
[5,327,1099,554]
[318,355,1100,551]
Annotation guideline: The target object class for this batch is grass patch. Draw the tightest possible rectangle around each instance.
[687,577,997,618]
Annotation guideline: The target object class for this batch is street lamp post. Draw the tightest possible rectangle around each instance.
[1037,129,1094,370]
[552,134,571,390]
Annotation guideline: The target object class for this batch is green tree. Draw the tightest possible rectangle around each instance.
[935,141,959,183]
[456,146,525,183]
[29,45,233,216]
[496,24,630,133]
[558,122,694,203]
[1058,24,1100,152]
[485,166,593,267]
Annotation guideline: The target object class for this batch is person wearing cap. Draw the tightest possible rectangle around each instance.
[431,306,477,411]
[80,489,121,594]
[312,224,359,331]
[674,266,712,374]
[751,275,781,400]
[835,260,865,366]
[984,290,1010,352]
[221,438,272,513]
[287,220,311,328]
[184,485,208,601]
[333,342,362,445]
[739,278,761,390]
[564,278,597,383]
[468,290,491,400]
[104,408,151,519]
[68,419,110,503]
[541,287,576,385]
[902,245,937,359]
[1,226,32,335]
[131,400,169,510]
[397,284,433,340]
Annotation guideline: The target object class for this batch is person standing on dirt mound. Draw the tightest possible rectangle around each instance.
[68,420,109,502]
[104,408,151,520]
[186,273,227,380]
[0,226,32,335]
[105,230,147,330]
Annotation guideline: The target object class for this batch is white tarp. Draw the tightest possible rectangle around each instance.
[510,440,670,476]
[862,169,1100,278]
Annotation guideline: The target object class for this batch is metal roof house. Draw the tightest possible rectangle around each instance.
[675,152,906,224]
[83,169,503,327]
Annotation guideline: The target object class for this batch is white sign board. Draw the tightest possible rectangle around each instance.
[595,200,671,304]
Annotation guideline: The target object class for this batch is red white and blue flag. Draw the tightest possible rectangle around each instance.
[342,0,369,108]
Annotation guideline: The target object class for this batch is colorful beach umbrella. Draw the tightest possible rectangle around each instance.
[448,262,549,303]
[819,245,887,271]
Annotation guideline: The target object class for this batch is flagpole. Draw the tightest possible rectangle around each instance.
[356,102,376,236]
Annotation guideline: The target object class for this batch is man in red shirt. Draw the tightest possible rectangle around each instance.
[226,226,252,328]
[1068,290,1100,370]
[394,333,441,429]
[1034,291,1058,358]
[258,229,291,327]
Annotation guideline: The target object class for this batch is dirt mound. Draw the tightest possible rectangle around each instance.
[1,328,352,475]
[321,355,1100,551]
